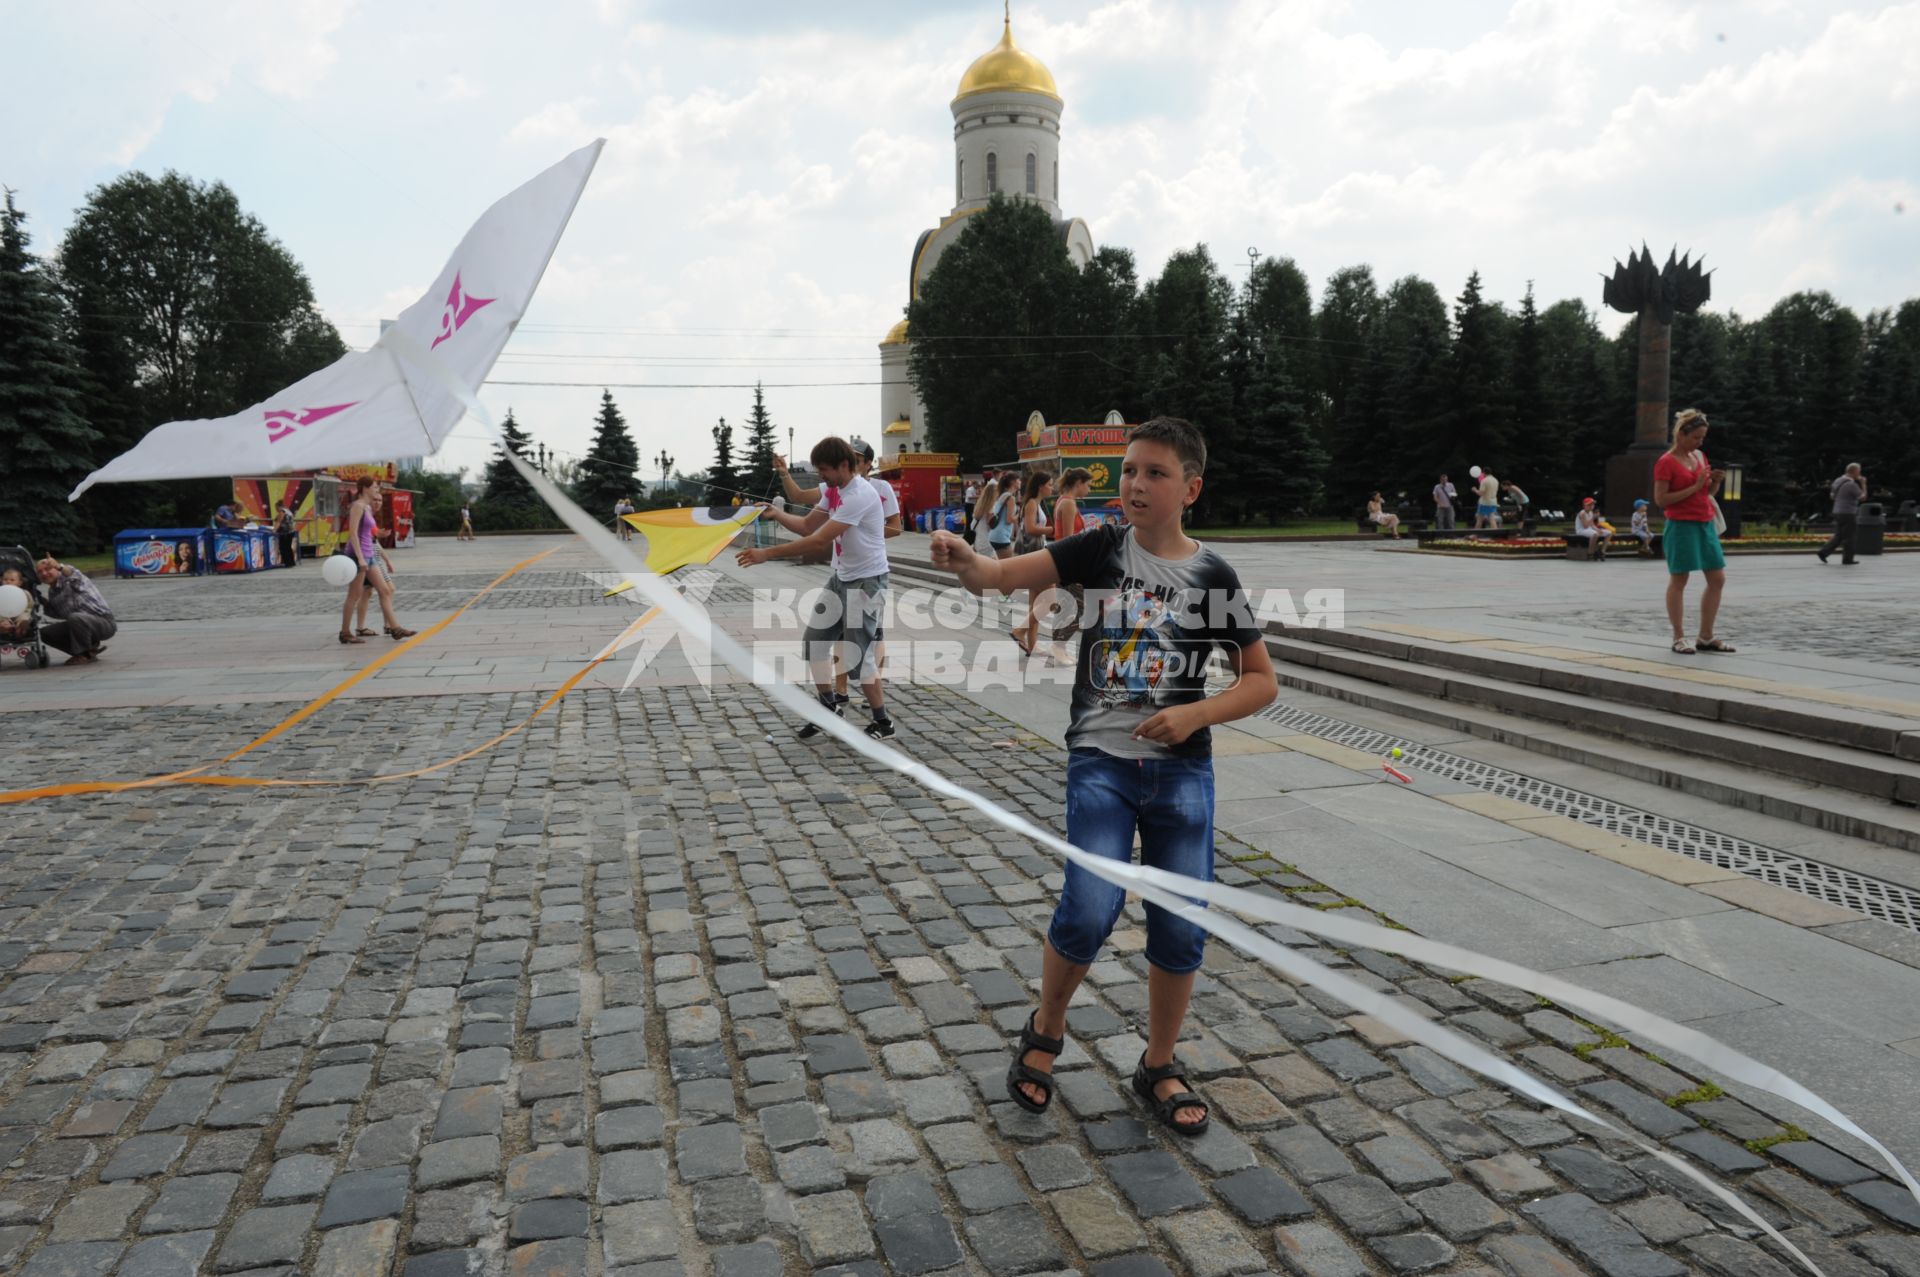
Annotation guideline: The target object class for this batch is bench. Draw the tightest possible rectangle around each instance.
[1563,533,1659,560]
[1354,510,1431,534]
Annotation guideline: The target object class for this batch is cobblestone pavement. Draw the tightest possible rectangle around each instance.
[4,677,1920,1276]
[95,569,640,622]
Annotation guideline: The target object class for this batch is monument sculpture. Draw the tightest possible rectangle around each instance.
[1601,245,1712,517]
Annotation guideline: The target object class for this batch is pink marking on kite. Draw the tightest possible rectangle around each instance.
[430,271,496,350]
[263,401,359,444]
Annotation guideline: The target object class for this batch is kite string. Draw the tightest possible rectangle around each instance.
[388,325,1918,1272]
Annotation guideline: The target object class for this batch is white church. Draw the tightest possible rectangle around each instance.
[878,11,1096,455]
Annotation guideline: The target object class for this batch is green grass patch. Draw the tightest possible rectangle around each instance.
[1664,1082,1726,1108]
[1569,1019,1634,1058]
[1745,1125,1811,1155]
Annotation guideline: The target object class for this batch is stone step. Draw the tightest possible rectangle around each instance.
[1281,624,1920,761]
[1261,635,1920,854]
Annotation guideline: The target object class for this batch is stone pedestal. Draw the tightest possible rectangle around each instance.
[1605,446,1664,522]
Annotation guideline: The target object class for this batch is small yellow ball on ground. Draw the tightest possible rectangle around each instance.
[1389,747,1405,759]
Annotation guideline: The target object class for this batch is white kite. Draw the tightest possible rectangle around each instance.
[70,140,605,498]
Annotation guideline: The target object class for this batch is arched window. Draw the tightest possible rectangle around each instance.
[956,156,963,205]
[986,152,997,194]
[1025,153,1036,195]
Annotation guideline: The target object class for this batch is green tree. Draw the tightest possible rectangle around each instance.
[1511,282,1561,488]
[1225,258,1325,520]
[1370,275,1451,502]
[1136,246,1234,519]
[58,170,347,529]
[1537,299,1615,508]
[1439,270,1514,484]
[1756,292,1865,515]
[708,416,739,500]
[907,195,1081,466]
[1060,245,1144,422]
[576,389,639,515]
[482,409,540,511]
[1861,302,1920,494]
[398,466,469,535]
[0,191,99,552]
[1315,264,1380,470]
[740,383,780,499]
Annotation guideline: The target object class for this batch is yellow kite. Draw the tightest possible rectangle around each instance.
[605,504,763,588]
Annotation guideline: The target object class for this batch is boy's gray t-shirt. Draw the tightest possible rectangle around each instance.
[1047,524,1261,760]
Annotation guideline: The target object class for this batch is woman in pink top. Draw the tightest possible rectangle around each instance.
[1652,408,1731,655]
[339,479,414,644]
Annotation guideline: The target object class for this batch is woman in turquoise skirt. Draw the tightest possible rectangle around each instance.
[1652,409,1734,656]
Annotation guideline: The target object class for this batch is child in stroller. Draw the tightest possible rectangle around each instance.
[0,547,50,670]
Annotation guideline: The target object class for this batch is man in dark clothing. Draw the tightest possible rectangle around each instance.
[1818,464,1866,565]
[35,557,118,663]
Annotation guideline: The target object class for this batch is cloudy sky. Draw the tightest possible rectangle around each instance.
[5,0,1916,487]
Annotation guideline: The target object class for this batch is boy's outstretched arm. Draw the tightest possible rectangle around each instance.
[930,529,1058,597]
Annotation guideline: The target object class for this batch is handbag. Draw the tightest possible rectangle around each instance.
[1710,497,1727,537]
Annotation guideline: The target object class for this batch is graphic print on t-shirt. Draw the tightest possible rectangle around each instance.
[1097,580,1181,709]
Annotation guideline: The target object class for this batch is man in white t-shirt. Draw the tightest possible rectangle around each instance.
[740,436,895,740]
[964,479,979,506]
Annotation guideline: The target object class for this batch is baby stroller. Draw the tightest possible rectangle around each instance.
[0,546,50,670]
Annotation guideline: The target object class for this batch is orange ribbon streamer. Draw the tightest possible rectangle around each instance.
[0,547,568,806]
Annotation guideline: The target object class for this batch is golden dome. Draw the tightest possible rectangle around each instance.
[954,17,1060,104]
[880,318,910,346]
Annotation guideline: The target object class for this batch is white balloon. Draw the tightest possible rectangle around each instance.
[322,555,359,587]
[1469,465,1483,479]
[0,584,28,621]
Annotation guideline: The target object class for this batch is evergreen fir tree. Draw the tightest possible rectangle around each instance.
[576,389,640,514]
[740,383,779,500]
[1511,283,1562,486]
[708,417,740,502]
[1443,270,1514,479]
[0,191,99,551]
[483,409,539,509]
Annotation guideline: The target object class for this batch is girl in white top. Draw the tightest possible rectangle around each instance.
[1574,498,1611,560]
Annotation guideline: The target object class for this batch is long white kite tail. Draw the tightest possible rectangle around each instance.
[385,326,1917,1277]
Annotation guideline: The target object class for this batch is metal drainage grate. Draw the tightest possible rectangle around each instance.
[1256,704,1920,933]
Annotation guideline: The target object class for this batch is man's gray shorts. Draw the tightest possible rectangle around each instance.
[804,573,888,682]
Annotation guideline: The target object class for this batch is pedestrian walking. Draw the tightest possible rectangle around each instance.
[985,476,1019,560]
[1009,470,1055,654]
[929,417,1278,1136]
[742,437,896,740]
[1432,474,1457,530]
[615,496,635,541]
[968,472,1000,548]
[340,479,414,644]
[1654,408,1733,655]
[1046,468,1092,657]
[458,502,475,541]
[1817,464,1866,566]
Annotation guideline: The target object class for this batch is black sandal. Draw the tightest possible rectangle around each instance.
[1005,1012,1064,1114]
[1132,1054,1210,1136]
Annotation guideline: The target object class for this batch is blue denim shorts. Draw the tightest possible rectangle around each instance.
[1048,748,1216,974]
